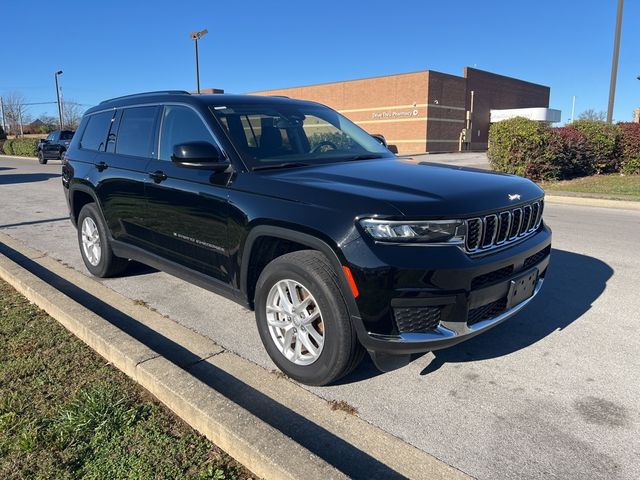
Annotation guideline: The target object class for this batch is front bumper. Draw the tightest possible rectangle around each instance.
[343,223,551,354]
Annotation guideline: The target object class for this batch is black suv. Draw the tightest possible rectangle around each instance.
[38,130,75,163]
[62,91,551,385]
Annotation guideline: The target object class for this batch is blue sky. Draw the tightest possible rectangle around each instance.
[2,0,638,123]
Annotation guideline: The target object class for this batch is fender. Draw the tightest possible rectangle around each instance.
[240,225,361,319]
[68,183,102,226]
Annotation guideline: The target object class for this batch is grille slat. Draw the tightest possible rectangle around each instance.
[465,218,483,251]
[465,200,543,253]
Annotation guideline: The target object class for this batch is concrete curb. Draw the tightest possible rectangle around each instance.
[0,153,39,161]
[545,194,640,211]
[0,232,471,480]
[0,246,347,480]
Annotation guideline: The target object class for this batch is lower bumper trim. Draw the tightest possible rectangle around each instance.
[367,278,544,347]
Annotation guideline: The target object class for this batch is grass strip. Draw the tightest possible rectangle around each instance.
[0,279,253,480]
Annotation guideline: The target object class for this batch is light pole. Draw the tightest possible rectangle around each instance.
[607,0,624,123]
[190,29,208,93]
[55,70,64,129]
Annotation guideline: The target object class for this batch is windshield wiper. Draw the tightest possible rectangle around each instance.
[252,162,310,171]
[345,154,385,161]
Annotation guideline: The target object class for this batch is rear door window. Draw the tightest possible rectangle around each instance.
[115,106,159,158]
[80,111,114,151]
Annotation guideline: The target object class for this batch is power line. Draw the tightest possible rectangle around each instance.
[23,101,93,106]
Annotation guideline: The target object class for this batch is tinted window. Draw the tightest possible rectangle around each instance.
[80,111,114,151]
[116,107,158,158]
[159,105,215,161]
[60,131,74,140]
[211,103,390,169]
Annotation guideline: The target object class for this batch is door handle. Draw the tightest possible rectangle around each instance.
[148,170,167,183]
[96,161,108,172]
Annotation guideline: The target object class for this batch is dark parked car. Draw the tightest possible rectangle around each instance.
[38,130,75,164]
[62,91,551,385]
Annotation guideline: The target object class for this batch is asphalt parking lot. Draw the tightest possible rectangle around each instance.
[1,155,638,480]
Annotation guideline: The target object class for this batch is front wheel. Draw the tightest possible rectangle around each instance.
[255,250,364,386]
[77,203,128,277]
[38,151,47,164]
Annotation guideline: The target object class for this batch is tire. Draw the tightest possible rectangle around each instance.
[255,250,364,386]
[77,203,128,277]
[38,151,47,164]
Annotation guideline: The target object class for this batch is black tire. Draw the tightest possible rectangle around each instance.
[38,151,47,164]
[77,203,128,277]
[255,250,364,386]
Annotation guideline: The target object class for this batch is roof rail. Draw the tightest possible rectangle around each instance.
[100,90,191,104]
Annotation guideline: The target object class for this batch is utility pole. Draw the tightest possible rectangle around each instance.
[570,96,576,123]
[607,0,624,123]
[55,70,64,129]
[0,96,6,134]
[190,29,208,93]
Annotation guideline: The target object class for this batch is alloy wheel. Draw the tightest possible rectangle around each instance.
[265,279,325,366]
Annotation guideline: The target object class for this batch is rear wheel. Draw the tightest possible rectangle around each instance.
[77,203,128,277]
[38,151,47,164]
[255,250,364,386]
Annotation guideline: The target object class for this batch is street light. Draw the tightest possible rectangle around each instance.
[190,29,208,94]
[55,70,64,129]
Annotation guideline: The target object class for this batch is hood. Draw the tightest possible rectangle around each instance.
[248,157,544,217]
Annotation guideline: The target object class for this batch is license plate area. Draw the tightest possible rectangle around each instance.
[506,268,539,309]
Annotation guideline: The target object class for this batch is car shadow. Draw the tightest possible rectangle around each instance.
[122,261,158,277]
[419,248,612,375]
[0,167,15,171]
[0,173,61,185]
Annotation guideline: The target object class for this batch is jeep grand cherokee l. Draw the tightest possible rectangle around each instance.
[61,91,551,386]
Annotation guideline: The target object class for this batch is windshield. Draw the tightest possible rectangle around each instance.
[209,102,393,169]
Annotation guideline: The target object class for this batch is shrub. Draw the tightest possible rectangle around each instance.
[8,138,39,157]
[622,158,640,175]
[2,138,14,155]
[547,127,595,179]
[617,122,640,175]
[488,117,554,181]
[571,120,622,173]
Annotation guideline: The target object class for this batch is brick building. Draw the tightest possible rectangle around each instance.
[250,67,552,155]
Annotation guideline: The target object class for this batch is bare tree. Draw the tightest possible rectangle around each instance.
[3,92,29,136]
[578,109,607,121]
[62,100,83,130]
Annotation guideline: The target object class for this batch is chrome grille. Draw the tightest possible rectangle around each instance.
[464,199,544,253]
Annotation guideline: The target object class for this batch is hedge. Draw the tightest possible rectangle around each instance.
[2,138,14,155]
[618,122,640,175]
[2,137,39,157]
[489,117,638,181]
[570,120,622,173]
[487,117,552,179]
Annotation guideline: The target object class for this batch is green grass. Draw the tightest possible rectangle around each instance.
[539,174,640,201]
[0,280,252,480]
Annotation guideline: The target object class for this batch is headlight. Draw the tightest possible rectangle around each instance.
[359,218,466,243]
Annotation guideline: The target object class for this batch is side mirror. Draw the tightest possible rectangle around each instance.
[39,138,48,144]
[171,141,228,171]
[370,133,387,147]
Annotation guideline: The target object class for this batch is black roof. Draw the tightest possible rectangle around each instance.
[86,91,318,115]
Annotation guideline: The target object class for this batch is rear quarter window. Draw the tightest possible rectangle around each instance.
[79,111,114,151]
